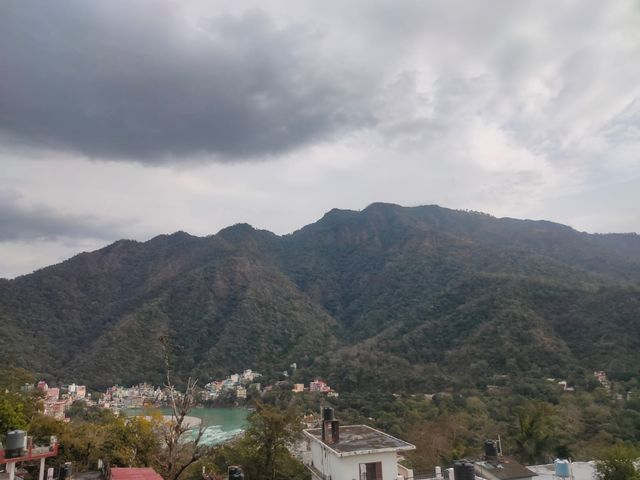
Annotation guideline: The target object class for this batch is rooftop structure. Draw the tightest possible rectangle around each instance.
[1,432,60,480]
[304,425,415,456]
[528,461,597,480]
[303,408,415,480]
[475,457,537,480]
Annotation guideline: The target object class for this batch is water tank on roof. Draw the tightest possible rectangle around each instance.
[5,430,27,458]
[228,466,244,480]
[323,407,335,421]
[554,459,571,478]
[485,440,498,459]
[59,463,72,480]
[454,461,475,480]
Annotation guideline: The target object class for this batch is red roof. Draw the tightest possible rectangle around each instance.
[111,468,163,480]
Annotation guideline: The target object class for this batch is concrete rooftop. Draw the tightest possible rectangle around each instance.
[528,461,597,480]
[304,424,415,457]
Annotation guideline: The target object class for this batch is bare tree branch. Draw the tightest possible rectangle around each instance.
[156,336,206,480]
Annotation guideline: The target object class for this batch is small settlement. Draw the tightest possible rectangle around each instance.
[20,382,89,421]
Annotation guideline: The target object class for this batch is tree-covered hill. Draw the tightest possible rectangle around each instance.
[1,203,639,390]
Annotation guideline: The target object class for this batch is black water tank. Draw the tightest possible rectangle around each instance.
[228,466,244,480]
[59,463,72,480]
[454,461,475,480]
[485,440,498,458]
[323,407,335,421]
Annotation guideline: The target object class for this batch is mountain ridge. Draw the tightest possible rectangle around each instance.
[1,203,639,390]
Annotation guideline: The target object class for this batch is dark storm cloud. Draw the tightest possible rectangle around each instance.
[0,1,375,163]
[0,193,130,242]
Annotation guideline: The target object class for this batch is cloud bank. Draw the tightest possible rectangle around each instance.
[1,0,639,277]
[0,1,375,162]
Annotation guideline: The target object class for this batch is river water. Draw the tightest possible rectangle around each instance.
[124,407,249,446]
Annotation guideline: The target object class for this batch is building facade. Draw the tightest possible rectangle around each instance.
[303,410,415,480]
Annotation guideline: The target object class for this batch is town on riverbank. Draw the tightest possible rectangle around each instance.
[22,366,341,423]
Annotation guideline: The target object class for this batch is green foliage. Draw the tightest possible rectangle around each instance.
[263,383,640,470]
[0,392,28,435]
[102,416,160,467]
[203,403,310,480]
[28,414,67,443]
[26,400,160,471]
[595,444,640,480]
[0,367,35,391]
[1,204,639,392]
[1,204,640,471]
[512,401,557,464]
[0,388,44,443]
[57,412,160,470]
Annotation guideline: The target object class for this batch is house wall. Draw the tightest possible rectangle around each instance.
[309,441,398,479]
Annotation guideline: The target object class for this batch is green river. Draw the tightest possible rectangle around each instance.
[124,407,249,446]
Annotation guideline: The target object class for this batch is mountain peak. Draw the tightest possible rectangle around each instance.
[217,223,256,235]
[363,202,403,211]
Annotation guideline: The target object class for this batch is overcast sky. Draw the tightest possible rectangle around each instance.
[1,0,639,278]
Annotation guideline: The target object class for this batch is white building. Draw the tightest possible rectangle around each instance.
[242,369,259,382]
[528,461,597,480]
[303,420,415,480]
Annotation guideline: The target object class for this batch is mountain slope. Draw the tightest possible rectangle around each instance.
[1,204,639,390]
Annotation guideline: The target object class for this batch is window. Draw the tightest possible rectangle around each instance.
[359,462,383,480]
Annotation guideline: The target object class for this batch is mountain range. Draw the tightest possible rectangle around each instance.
[2,203,639,391]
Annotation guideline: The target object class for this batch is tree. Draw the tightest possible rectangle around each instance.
[155,336,206,480]
[240,403,307,480]
[595,444,640,480]
[207,403,309,480]
[0,367,34,391]
[512,402,556,464]
[28,413,68,443]
[103,416,160,467]
[0,388,43,439]
[406,412,473,472]
[0,392,27,435]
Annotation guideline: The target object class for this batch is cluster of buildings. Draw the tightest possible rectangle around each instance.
[100,383,166,410]
[292,378,338,397]
[593,370,634,400]
[202,369,262,401]
[20,381,89,420]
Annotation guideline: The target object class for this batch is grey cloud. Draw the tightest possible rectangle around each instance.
[0,193,132,242]
[0,2,376,163]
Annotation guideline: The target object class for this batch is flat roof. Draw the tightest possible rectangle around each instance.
[304,424,415,457]
[475,457,538,480]
[111,468,163,480]
[528,461,596,480]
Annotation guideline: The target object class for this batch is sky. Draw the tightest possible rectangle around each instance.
[1,0,639,278]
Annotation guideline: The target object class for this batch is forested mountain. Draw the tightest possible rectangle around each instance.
[1,203,639,390]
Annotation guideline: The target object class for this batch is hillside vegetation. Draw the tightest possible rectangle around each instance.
[1,203,639,390]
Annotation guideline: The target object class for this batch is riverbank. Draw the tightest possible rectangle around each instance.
[124,407,248,446]
[153,414,202,428]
